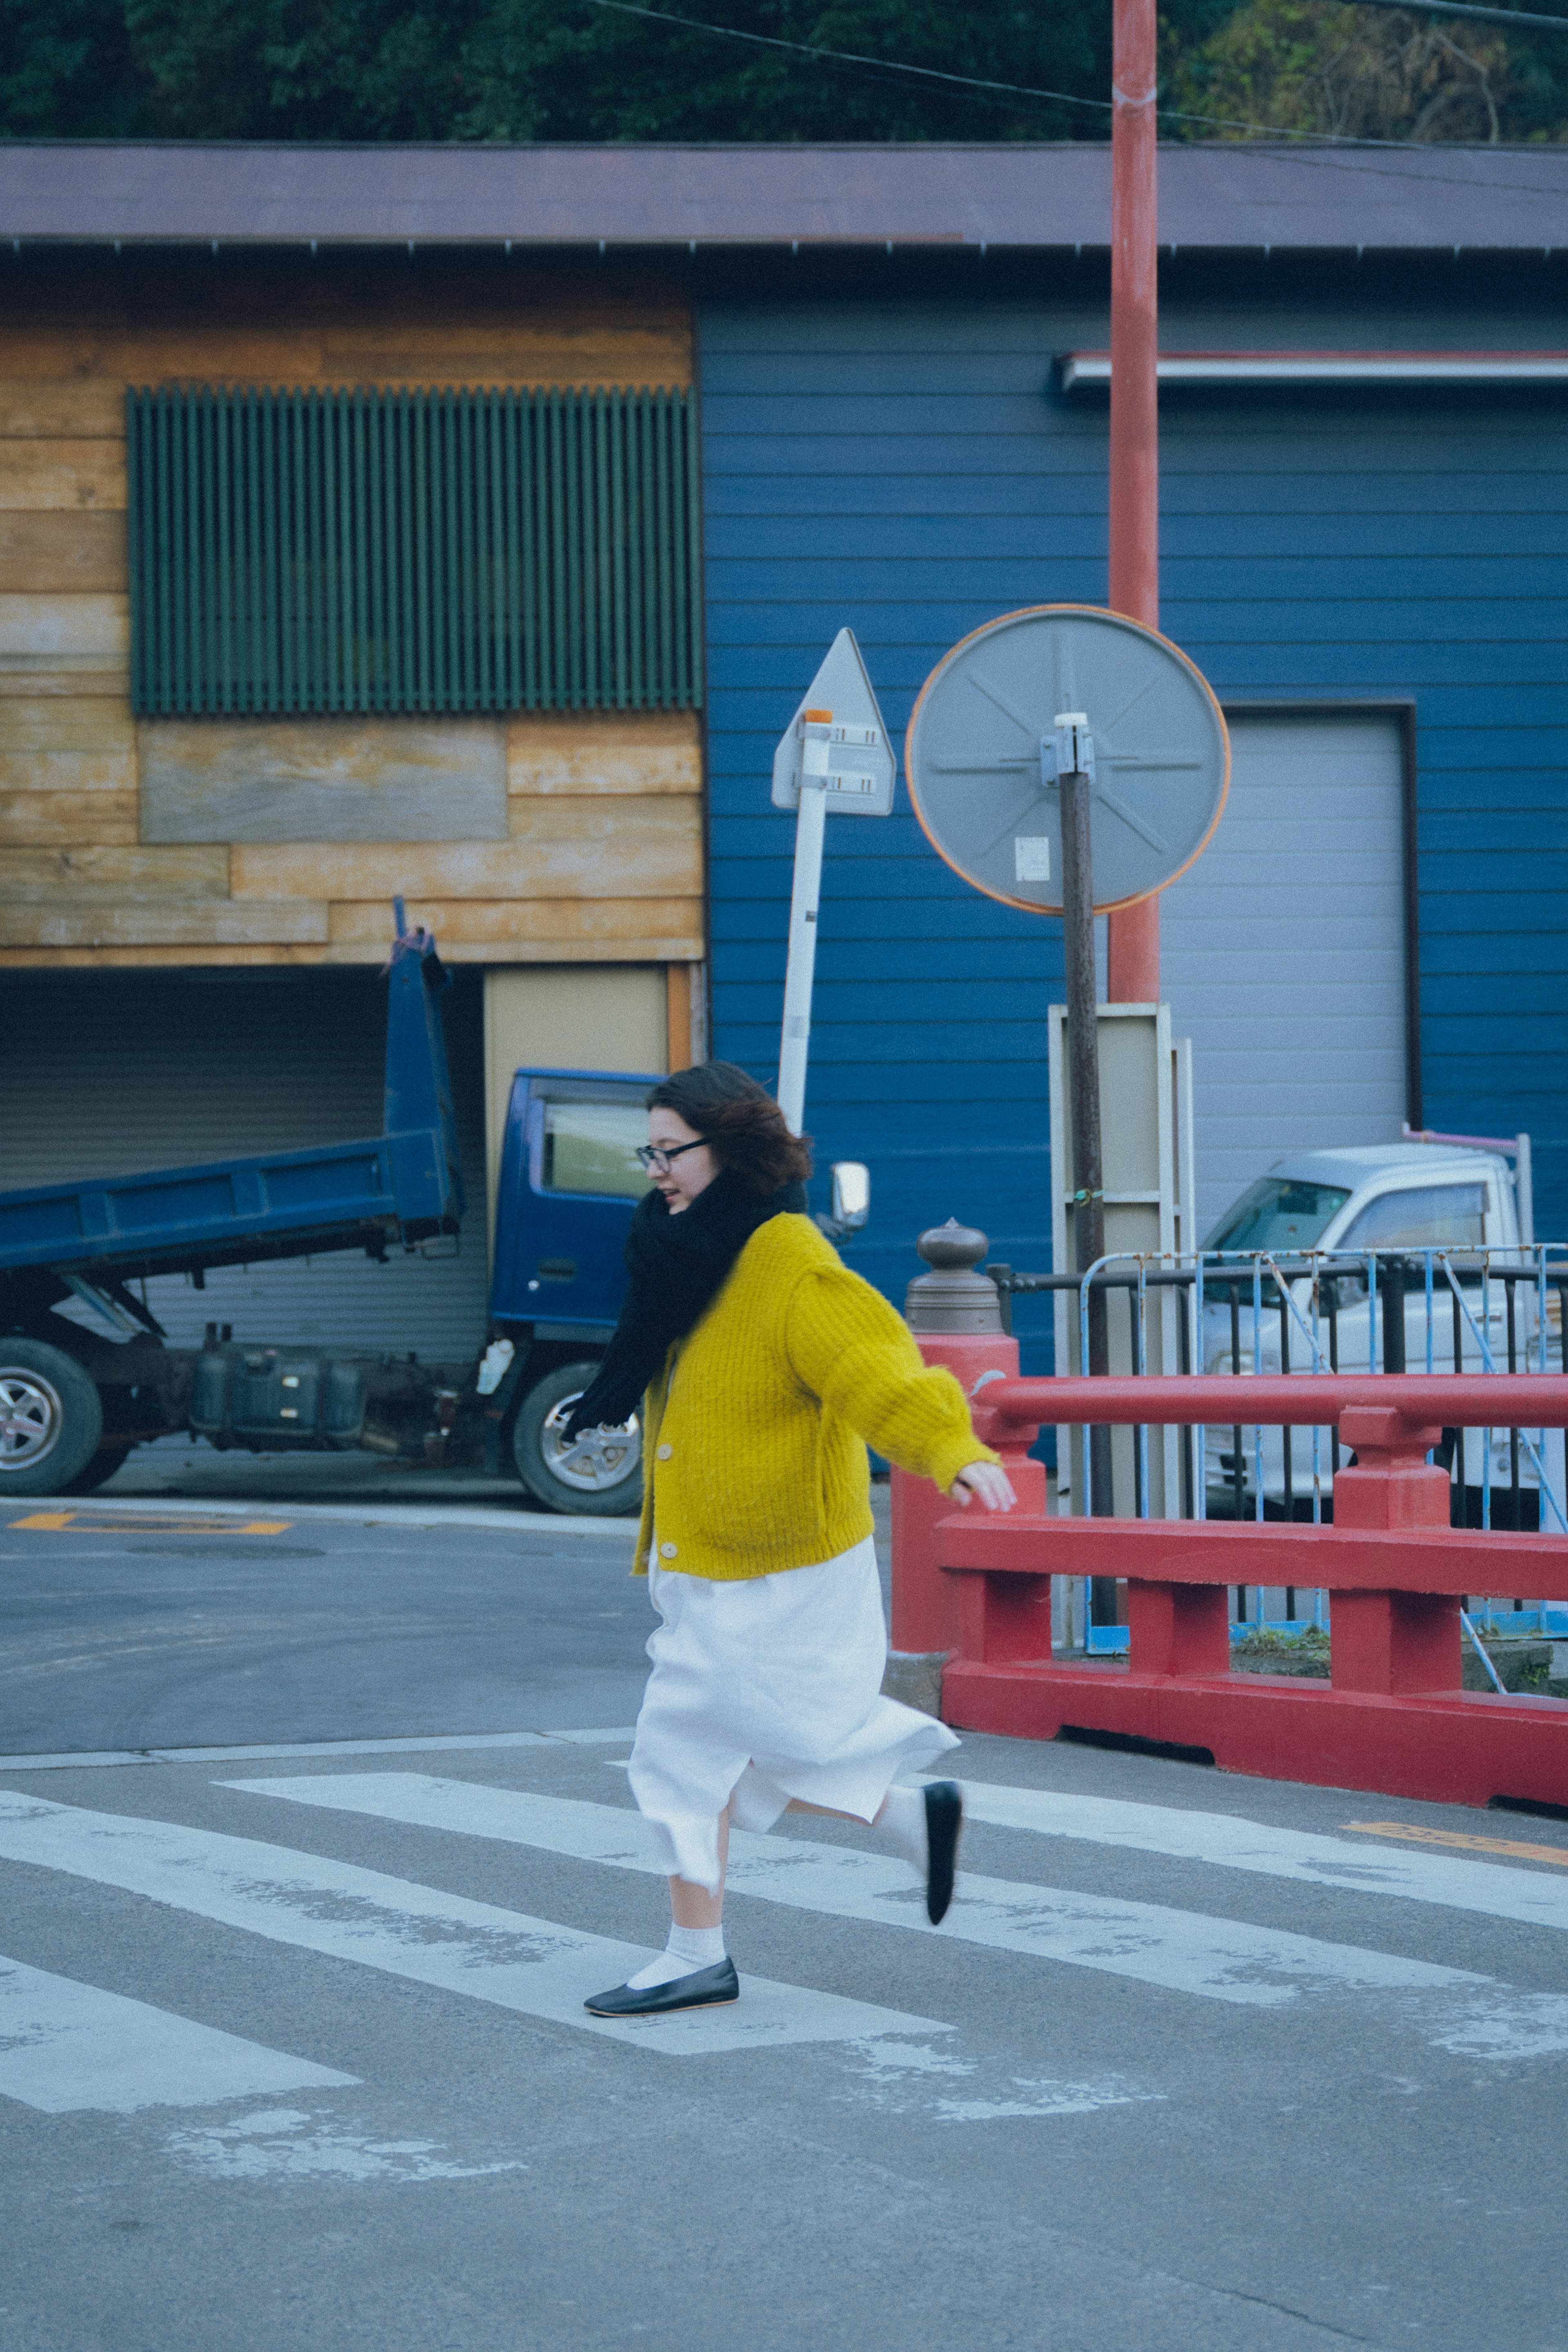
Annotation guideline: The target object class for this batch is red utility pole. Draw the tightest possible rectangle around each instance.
[1105,0,1161,1004]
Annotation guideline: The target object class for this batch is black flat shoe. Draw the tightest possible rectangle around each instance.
[924,1780,963,1925]
[584,1957,740,2018]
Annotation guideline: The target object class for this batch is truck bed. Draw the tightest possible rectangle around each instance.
[0,914,462,1299]
[0,1129,452,1286]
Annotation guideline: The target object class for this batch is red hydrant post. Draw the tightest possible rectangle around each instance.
[891,1222,1045,1714]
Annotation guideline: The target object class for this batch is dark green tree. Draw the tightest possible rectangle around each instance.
[1,0,142,136]
[1166,0,1568,141]
[3,0,1563,143]
[0,0,1232,143]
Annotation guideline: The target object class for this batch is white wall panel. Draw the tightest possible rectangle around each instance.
[1157,712,1407,1242]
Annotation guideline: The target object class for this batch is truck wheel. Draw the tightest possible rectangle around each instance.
[59,1445,130,1496]
[512,1361,643,1517]
[0,1341,104,1497]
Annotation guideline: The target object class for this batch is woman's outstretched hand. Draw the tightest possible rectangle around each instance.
[949,1461,1018,1512]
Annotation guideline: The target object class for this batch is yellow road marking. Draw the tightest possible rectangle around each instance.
[7,1512,291,1536]
[1345,1819,1568,1868]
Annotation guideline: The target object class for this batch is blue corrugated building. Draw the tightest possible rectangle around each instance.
[697,146,1568,1362]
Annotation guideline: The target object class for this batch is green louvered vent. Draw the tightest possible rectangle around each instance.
[127,385,703,716]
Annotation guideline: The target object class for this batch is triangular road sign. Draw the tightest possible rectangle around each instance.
[771,628,897,818]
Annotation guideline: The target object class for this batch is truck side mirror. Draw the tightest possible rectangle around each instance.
[831,1162,870,1230]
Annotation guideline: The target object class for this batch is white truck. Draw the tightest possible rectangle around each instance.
[1198,1135,1557,1521]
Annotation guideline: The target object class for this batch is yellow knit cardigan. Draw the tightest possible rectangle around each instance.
[632,1211,998,1581]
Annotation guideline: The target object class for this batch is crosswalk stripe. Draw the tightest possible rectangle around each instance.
[0,1953,356,2113]
[0,1792,942,2058]
[942,1781,1568,1937]
[223,1774,1568,2054]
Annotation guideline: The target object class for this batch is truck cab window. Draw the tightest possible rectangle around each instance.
[1338,1183,1486,1253]
[541,1102,653,1199]
[1203,1177,1351,1253]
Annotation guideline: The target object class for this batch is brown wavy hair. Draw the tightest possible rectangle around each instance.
[647,1061,813,1196]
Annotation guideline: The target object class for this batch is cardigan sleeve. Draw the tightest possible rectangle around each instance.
[782,1261,1000,1493]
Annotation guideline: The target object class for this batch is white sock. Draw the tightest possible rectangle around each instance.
[625,1922,727,1991]
[876,1784,929,1875]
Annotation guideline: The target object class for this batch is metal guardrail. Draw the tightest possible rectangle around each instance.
[984,1244,1568,1647]
[928,1372,1568,1809]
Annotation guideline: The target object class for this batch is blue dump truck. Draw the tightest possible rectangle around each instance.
[0,913,682,1514]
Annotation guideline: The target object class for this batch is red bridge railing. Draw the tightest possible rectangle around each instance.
[893,1371,1568,1810]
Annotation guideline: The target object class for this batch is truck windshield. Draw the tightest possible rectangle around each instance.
[1203,1177,1351,1253]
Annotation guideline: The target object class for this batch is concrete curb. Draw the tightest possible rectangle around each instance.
[0,1725,639,1775]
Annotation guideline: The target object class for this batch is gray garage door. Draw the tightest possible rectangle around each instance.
[1157,711,1408,1242]
[0,967,490,1370]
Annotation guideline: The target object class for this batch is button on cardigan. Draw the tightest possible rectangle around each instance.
[633,1212,999,1582]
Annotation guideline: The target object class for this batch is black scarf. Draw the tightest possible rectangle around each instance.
[562,1168,808,1438]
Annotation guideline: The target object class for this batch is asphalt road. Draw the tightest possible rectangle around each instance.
[54,1432,566,1518]
[3,1496,1567,2352]
[0,1496,653,1755]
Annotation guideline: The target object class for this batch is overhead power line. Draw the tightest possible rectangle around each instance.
[570,0,1568,196]
[574,0,1568,140]
[572,0,1119,118]
[1353,0,1568,29]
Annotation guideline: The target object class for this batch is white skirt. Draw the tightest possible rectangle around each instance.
[626,1532,959,1892]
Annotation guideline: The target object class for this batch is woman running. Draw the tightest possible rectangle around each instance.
[564,1061,1016,2019]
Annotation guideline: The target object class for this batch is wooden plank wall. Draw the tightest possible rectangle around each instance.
[0,253,704,969]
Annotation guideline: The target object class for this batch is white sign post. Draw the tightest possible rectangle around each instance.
[770,629,895,1135]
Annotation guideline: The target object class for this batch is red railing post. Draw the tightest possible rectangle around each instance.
[957,1564,1055,1666]
[1127,1580,1232,1678]
[1330,1402,1460,1695]
[1334,1404,1451,1531]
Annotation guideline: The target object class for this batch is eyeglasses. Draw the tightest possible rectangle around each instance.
[635,1137,709,1173]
